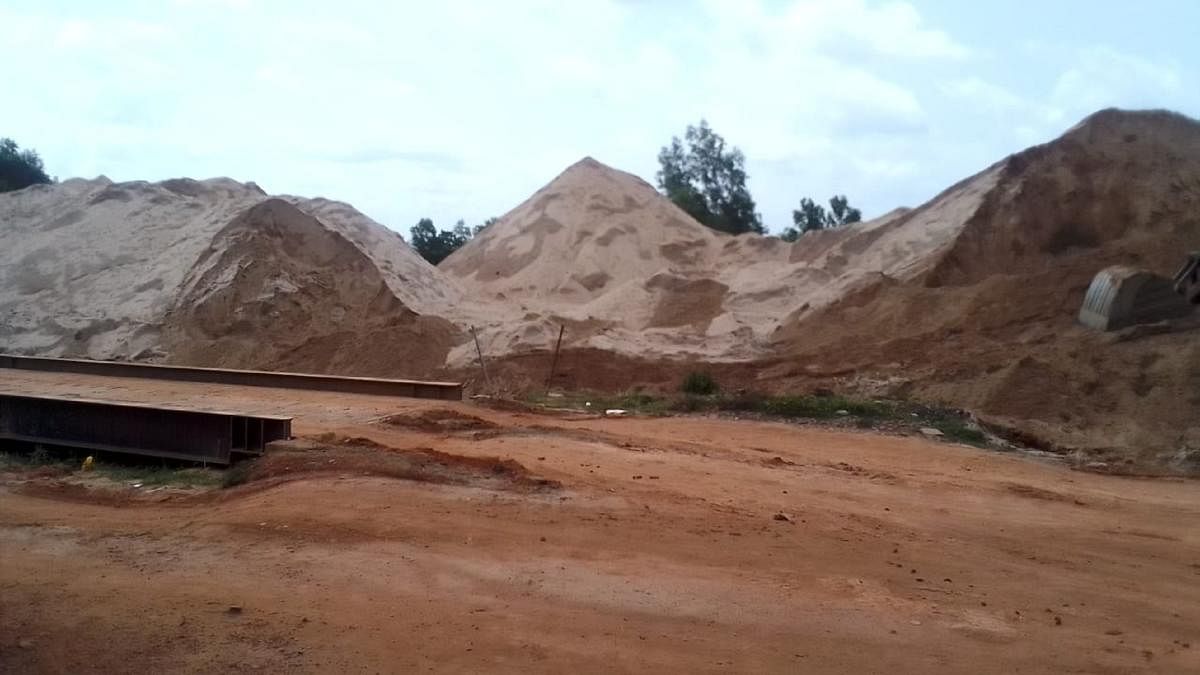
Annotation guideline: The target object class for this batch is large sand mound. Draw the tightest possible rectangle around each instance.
[440,155,993,364]
[0,177,459,377]
[769,109,1200,466]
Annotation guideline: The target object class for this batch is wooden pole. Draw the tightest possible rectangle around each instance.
[545,324,565,393]
[470,326,491,390]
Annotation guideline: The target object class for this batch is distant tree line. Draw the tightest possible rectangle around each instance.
[655,120,861,240]
[1,138,53,193]
[409,216,496,265]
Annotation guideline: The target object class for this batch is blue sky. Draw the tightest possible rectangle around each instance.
[3,0,1198,235]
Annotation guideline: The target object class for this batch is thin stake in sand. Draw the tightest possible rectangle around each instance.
[546,324,565,394]
[470,325,491,390]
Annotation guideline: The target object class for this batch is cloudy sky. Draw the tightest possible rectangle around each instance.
[4,0,1198,235]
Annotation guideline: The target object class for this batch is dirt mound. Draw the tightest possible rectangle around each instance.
[0,178,463,378]
[437,153,998,367]
[770,108,1200,468]
[160,199,458,378]
[245,435,557,492]
[379,409,499,433]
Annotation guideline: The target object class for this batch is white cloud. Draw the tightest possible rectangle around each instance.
[942,77,1025,110]
[5,0,1196,237]
[1052,46,1186,114]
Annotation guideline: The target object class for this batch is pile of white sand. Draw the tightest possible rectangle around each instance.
[0,177,456,366]
[438,156,1001,365]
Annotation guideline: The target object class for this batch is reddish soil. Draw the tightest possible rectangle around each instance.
[1,370,1198,673]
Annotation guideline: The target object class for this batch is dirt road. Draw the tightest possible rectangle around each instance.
[1,371,1197,673]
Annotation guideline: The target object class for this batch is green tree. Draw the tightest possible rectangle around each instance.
[473,216,498,236]
[781,194,862,241]
[656,120,764,235]
[409,217,487,265]
[0,138,52,193]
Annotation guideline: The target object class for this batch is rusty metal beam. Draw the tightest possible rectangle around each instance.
[0,355,462,400]
[0,392,291,465]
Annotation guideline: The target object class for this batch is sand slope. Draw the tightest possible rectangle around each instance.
[770,109,1200,466]
[0,177,459,377]
[440,155,999,364]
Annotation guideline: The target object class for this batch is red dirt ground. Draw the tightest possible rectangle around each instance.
[0,370,1197,673]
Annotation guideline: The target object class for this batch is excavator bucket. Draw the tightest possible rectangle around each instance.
[1173,252,1200,304]
[1079,264,1195,331]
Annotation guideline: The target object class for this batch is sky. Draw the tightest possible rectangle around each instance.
[3,0,1198,235]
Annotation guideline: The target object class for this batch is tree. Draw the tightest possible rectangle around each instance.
[409,217,492,265]
[781,194,862,241]
[656,120,764,235]
[0,138,52,193]
[473,216,498,236]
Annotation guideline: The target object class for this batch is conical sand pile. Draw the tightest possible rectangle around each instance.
[0,177,460,378]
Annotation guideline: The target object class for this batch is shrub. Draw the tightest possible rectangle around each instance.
[680,371,718,396]
[673,394,711,412]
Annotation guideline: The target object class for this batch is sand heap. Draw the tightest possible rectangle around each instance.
[0,177,460,377]
[769,109,1200,466]
[440,156,989,364]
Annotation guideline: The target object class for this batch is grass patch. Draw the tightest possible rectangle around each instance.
[680,371,718,396]
[531,390,672,415]
[928,419,989,447]
[221,461,255,488]
[91,464,225,488]
[527,388,993,448]
[742,395,894,419]
[0,446,226,488]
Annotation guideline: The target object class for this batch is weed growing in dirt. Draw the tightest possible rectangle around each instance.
[221,461,255,488]
[0,447,72,471]
[0,446,226,488]
[531,390,672,415]
[680,371,719,395]
[527,388,993,449]
[928,420,989,447]
[92,464,225,488]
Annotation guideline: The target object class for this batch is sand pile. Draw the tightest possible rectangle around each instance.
[440,156,987,365]
[769,109,1200,466]
[0,177,460,378]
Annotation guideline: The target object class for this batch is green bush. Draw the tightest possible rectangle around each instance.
[673,394,711,412]
[680,371,718,396]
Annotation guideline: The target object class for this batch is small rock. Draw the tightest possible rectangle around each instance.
[632,475,643,480]
[648,476,660,480]
[227,605,243,615]
[920,427,944,437]
[18,639,34,649]
[835,409,850,416]
[539,536,546,542]
[1054,616,1062,626]
[605,409,628,417]
[773,513,791,522]
[536,456,546,461]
